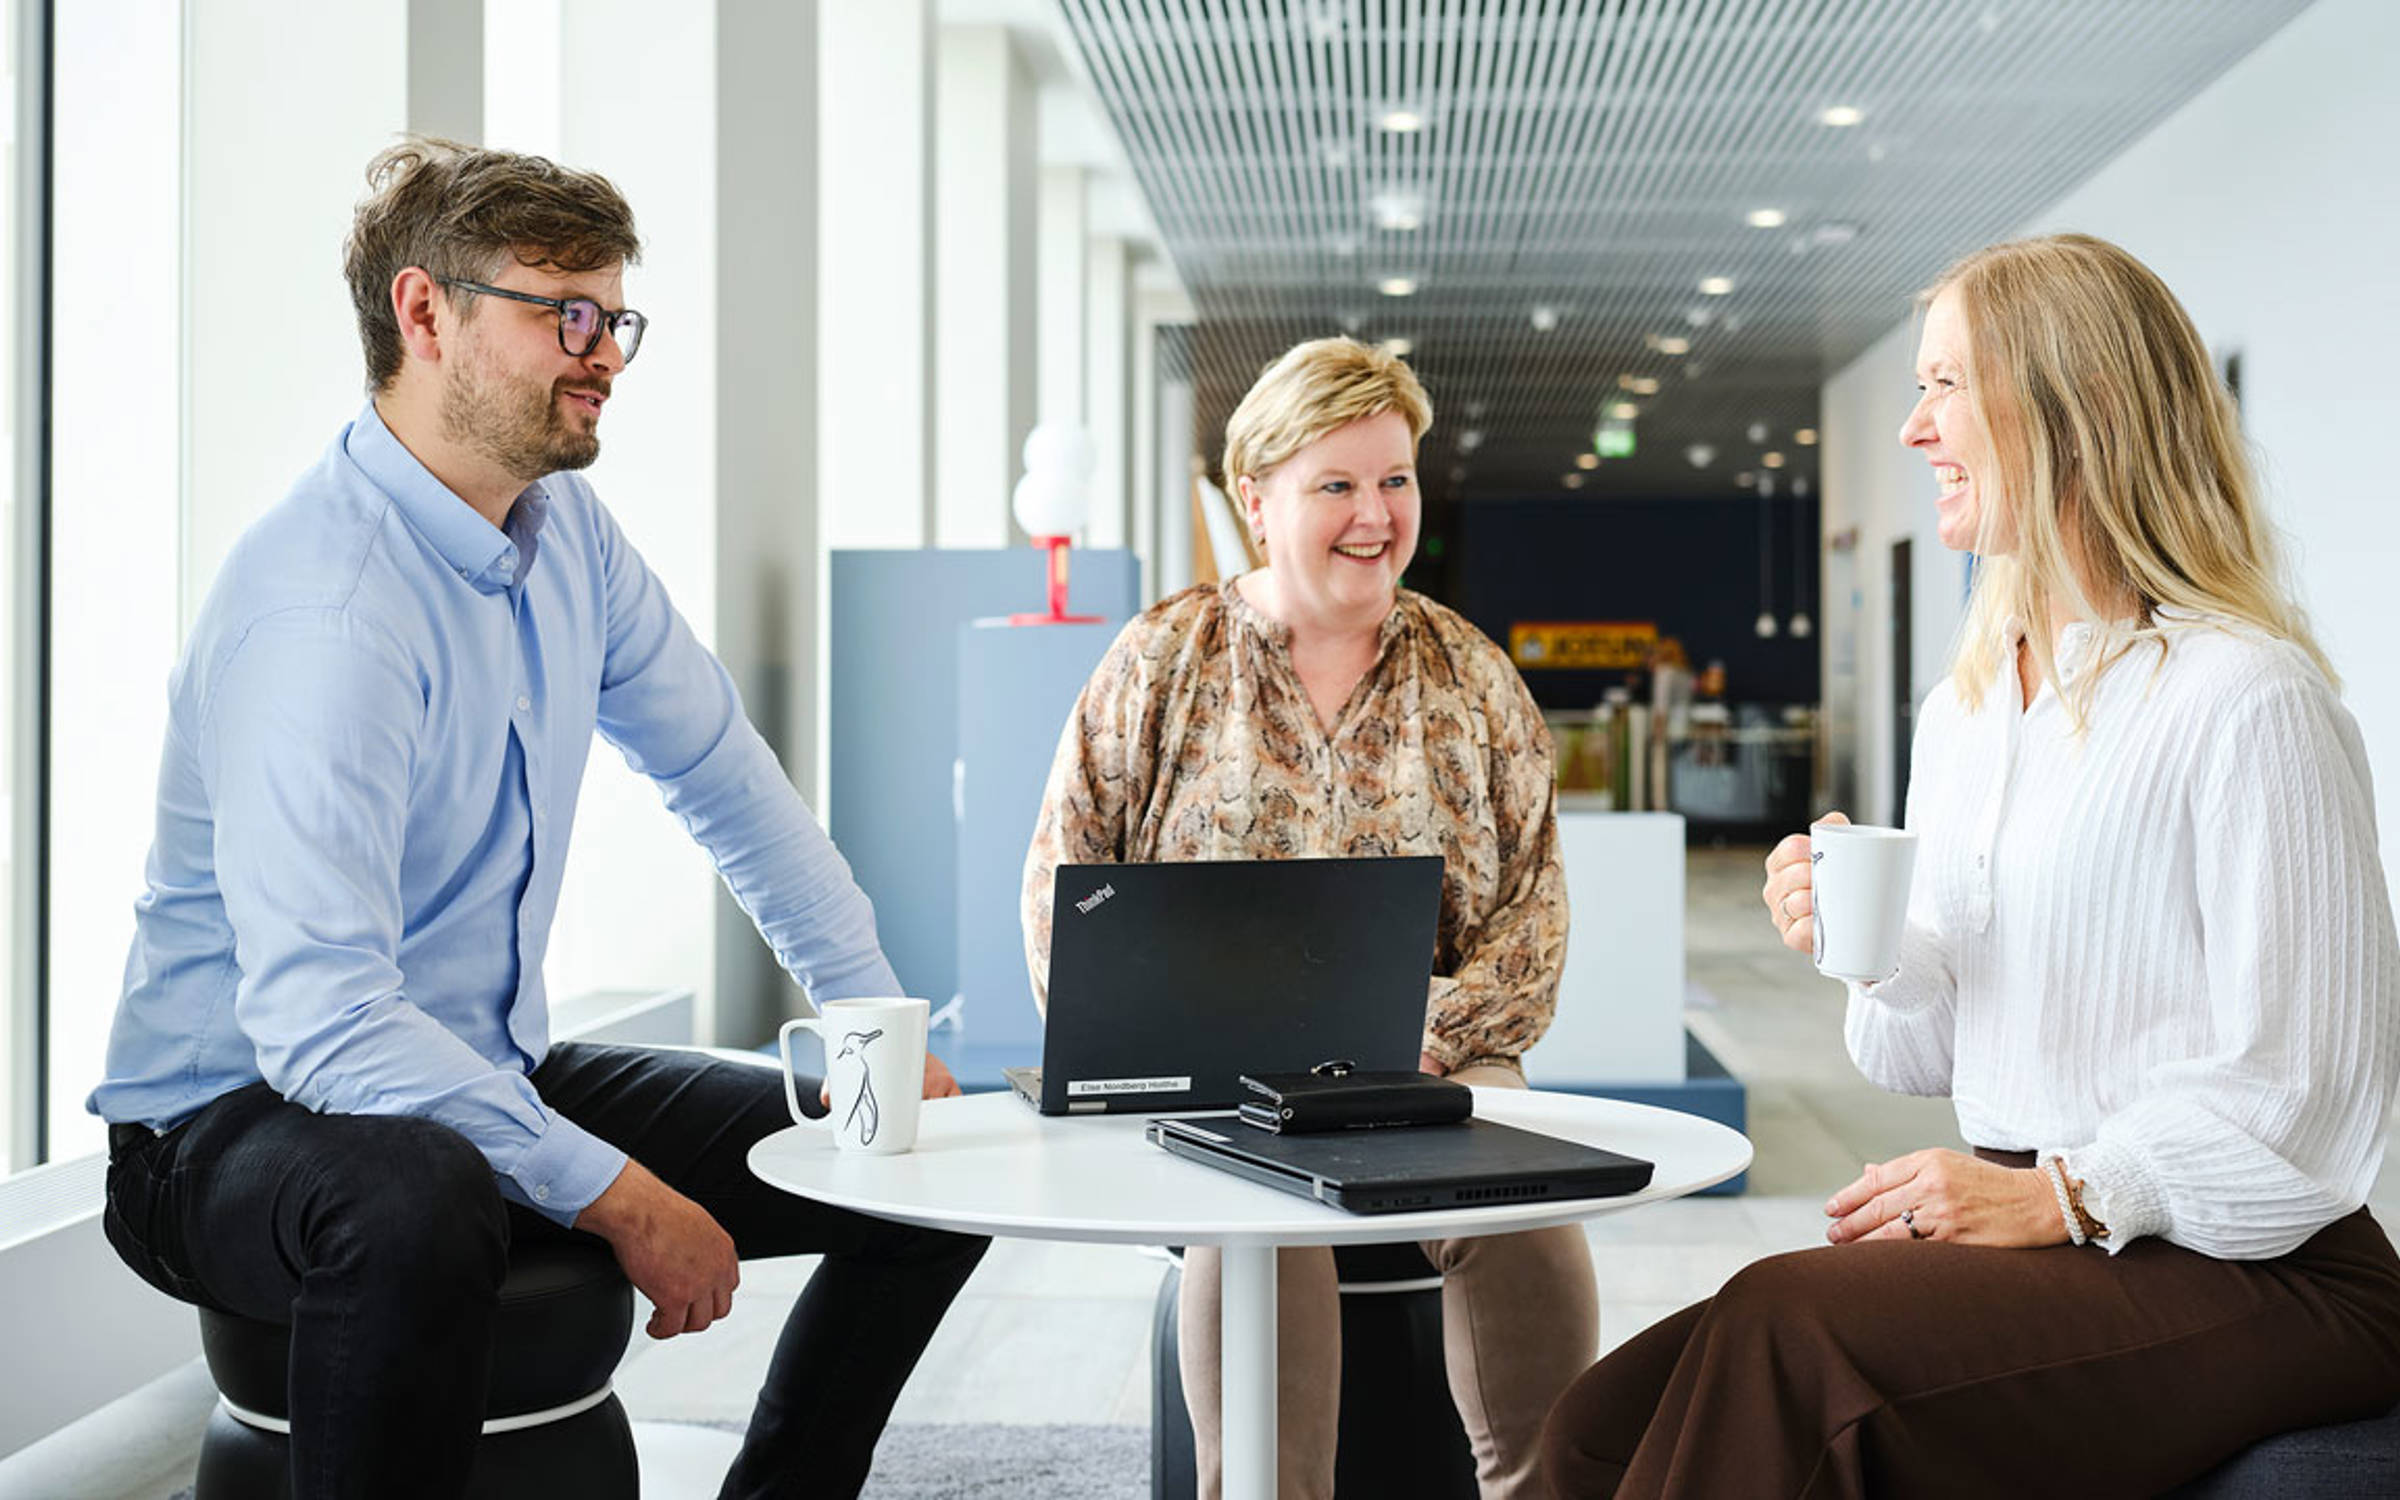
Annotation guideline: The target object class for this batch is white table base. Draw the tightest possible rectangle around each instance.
[746,1089,1749,1500]
[1220,1243,1279,1499]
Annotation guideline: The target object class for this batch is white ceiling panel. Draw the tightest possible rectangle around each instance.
[1059,0,2318,499]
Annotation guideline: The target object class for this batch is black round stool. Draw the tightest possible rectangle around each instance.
[194,1235,639,1499]
[1150,1242,1478,1499]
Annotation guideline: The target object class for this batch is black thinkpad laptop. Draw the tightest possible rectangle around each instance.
[1005,856,1444,1115]
[1145,1114,1655,1214]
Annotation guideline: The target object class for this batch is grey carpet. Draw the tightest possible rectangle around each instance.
[855,1422,1148,1499]
[166,1422,1151,1499]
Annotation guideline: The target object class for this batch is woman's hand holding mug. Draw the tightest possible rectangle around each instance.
[1763,811,1847,954]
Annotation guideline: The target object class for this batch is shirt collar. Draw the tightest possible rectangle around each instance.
[345,401,547,595]
[2006,610,2148,692]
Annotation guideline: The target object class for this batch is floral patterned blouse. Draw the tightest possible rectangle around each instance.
[1020,578,1567,1072]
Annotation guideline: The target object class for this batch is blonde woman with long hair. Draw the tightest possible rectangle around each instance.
[1540,235,2400,1497]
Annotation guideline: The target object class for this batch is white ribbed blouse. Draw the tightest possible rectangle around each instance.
[1848,609,2399,1260]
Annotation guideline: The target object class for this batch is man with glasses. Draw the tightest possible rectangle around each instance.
[87,137,984,1499]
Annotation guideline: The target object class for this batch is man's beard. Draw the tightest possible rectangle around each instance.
[440,354,602,482]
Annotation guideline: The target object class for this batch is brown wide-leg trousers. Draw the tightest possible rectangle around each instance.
[1540,1191,2400,1500]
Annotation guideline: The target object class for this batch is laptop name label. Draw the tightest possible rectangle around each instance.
[1067,1075,1191,1097]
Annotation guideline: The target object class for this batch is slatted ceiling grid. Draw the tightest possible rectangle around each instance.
[1062,0,2316,501]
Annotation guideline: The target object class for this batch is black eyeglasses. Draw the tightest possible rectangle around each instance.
[437,277,647,364]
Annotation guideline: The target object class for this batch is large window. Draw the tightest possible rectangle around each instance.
[42,1,180,1164]
[0,0,23,1168]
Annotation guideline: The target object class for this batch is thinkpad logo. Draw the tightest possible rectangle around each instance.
[1074,883,1116,915]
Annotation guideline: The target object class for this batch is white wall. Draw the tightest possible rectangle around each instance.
[1819,320,1972,827]
[1082,234,1128,548]
[1821,0,2400,872]
[818,0,935,550]
[1035,163,1086,436]
[537,2,730,1035]
[2024,0,2400,872]
[933,24,1038,549]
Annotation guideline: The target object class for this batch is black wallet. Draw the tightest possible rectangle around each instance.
[1237,1062,1473,1134]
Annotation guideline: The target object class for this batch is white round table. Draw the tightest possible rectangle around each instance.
[749,1087,1750,1500]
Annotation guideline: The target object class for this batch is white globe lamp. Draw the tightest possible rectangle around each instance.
[1010,421,1102,625]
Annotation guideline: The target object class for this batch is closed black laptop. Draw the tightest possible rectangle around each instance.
[1145,1114,1656,1214]
[1005,856,1444,1115]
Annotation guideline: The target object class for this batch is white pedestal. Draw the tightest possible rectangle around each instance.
[1528,810,1686,1087]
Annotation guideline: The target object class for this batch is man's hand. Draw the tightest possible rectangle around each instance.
[1823,1148,2069,1248]
[576,1159,740,1339]
[923,1053,962,1099]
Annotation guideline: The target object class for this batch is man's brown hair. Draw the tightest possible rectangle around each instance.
[343,136,642,391]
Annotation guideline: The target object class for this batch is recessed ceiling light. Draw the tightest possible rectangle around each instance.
[1685,444,1717,469]
[1378,336,1414,357]
[1646,334,1691,356]
[1683,305,1714,327]
[1339,311,1364,333]
[1379,107,1426,133]
[1575,453,1600,471]
[1762,451,1787,469]
[1746,208,1787,228]
[1734,471,1755,488]
[1617,375,1661,396]
[1811,221,1860,246]
[1370,190,1427,231]
[1457,428,1485,452]
[1529,304,1561,332]
[1698,276,1735,296]
[1606,400,1640,421]
[1377,276,1418,297]
[1795,428,1819,446]
[1819,104,1866,128]
[1562,473,1586,490]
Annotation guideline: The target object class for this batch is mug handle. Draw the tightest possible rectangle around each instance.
[778,1017,833,1129]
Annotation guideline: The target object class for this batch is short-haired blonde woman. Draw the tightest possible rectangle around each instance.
[1023,337,1598,1499]
[1540,234,2400,1497]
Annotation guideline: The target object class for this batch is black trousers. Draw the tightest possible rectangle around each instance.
[102,1042,989,1500]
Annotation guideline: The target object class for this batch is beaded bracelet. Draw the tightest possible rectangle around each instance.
[2044,1156,2087,1246]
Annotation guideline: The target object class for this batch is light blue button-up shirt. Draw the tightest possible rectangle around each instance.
[90,402,899,1224]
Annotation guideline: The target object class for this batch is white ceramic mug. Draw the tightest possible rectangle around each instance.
[1809,823,1919,983]
[778,997,930,1154]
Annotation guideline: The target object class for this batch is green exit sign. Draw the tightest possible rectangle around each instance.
[1594,423,1636,459]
